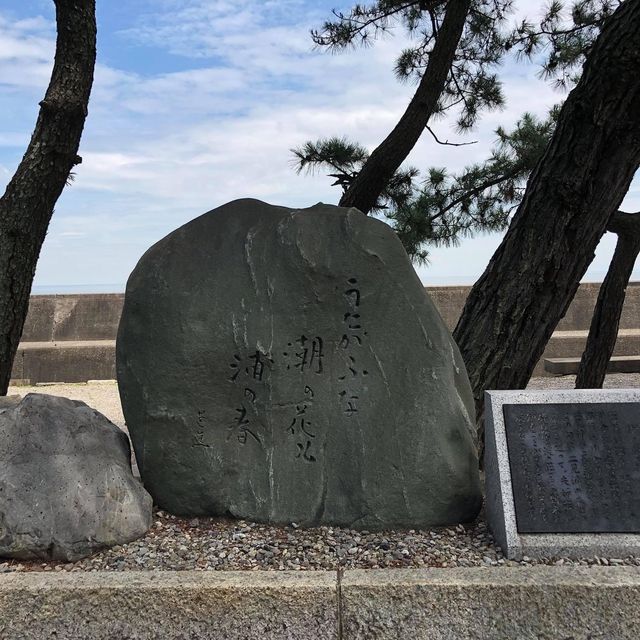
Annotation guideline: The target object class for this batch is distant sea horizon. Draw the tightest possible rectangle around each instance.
[31,271,633,295]
[31,283,126,295]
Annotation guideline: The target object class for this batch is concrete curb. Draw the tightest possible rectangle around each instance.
[342,567,640,639]
[1,567,639,639]
[0,571,337,640]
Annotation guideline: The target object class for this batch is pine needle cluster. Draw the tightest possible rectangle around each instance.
[293,0,617,261]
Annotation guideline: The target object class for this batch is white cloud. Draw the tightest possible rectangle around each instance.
[0,13,53,89]
[57,231,87,238]
[123,0,315,60]
[0,2,635,287]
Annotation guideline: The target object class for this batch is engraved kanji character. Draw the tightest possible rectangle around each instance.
[287,404,315,438]
[287,404,306,433]
[248,350,272,381]
[228,405,260,445]
[294,335,324,373]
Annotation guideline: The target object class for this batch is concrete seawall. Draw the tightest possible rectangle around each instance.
[12,282,640,383]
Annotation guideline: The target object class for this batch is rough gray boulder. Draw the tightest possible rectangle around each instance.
[0,394,152,561]
[117,199,482,529]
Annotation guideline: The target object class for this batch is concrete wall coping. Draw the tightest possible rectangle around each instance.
[341,565,640,586]
[13,282,640,382]
[4,565,640,593]
[18,339,116,349]
[554,328,640,338]
[20,281,640,343]
[0,568,336,589]
[2,567,640,639]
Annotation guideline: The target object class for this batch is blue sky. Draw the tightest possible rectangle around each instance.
[0,0,638,291]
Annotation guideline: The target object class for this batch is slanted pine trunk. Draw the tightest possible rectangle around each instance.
[453,0,640,424]
[338,0,471,215]
[0,0,96,394]
[576,212,640,389]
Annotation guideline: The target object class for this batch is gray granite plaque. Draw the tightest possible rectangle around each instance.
[485,389,640,560]
[504,402,640,534]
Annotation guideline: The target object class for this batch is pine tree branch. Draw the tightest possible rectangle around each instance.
[428,163,524,223]
[607,210,640,237]
[313,2,422,48]
[426,124,477,146]
[339,0,472,214]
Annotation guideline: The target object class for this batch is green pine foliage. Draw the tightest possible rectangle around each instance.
[293,0,617,261]
[292,137,419,214]
[393,109,558,261]
[311,1,512,130]
[507,0,621,88]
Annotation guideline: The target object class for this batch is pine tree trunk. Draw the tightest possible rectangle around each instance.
[575,212,640,389]
[453,0,640,424]
[0,0,96,395]
[338,0,471,215]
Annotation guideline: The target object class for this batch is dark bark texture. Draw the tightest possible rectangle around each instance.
[575,212,640,389]
[338,0,471,215]
[0,0,96,394]
[453,0,640,421]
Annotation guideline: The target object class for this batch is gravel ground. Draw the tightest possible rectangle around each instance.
[526,372,640,390]
[3,373,639,573]
[9,379,126,428]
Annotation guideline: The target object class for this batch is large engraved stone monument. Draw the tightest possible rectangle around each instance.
[485,389,640,559]
[117,199,482,529]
